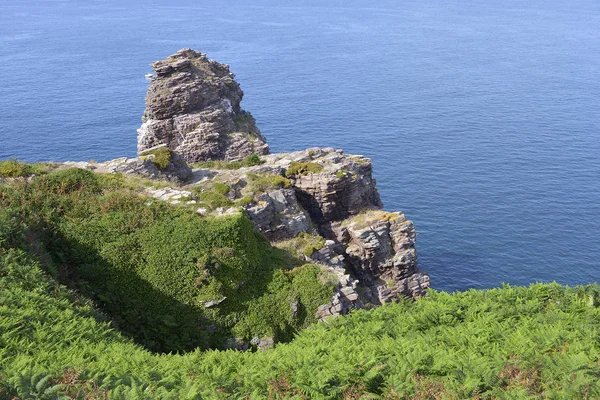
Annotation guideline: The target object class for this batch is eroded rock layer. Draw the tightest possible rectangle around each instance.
[137,49,269,162]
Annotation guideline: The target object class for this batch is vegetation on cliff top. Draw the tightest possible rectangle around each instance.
[0,167,334,354]
[1,165,600,398]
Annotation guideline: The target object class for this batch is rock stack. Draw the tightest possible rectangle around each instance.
[137,48,269,162]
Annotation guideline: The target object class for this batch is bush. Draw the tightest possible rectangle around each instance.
[37,168,101,195]
[0,159,32,178]
[140,147,173,170]
[285,161,323,177]
[0,159,49,178]
[212,182,230,195]
[242,153,263,167]
[195,189,234,210]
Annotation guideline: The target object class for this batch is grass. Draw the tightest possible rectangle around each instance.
[245,172,291,194]
[0,159,52,178]
[285,161,323,177]
[274,233,327,259]
[191,154,264,170]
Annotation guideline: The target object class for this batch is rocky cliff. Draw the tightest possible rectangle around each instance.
[63,49,429,322]
[137,49,269,162]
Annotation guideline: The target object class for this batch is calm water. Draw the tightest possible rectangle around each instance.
[1,0,599,292]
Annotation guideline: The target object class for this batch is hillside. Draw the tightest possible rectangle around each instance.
[1,165,600,398]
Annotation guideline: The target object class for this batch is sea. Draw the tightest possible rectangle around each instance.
[1,0,599,292]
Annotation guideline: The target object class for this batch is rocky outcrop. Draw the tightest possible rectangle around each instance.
[54,49,430,324]
[288,151,383,225]
[335,211,430,304]
[137,48,269,162]
[174,147,428,311]
[244,188,312,241]
[61,149,192,183]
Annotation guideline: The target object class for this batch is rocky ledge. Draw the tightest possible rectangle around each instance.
[137,48,269,162]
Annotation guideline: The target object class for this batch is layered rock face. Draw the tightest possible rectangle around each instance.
[337,211,430,304]
[137,49,269,162]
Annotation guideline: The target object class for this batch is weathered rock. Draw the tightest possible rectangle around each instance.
[60,149,193,183]
[107,151,192,182]
[286,149,383,227]
[244,188,312,241]
[251,336,275,350]
[335,210,430,304]
[137,48,268,162]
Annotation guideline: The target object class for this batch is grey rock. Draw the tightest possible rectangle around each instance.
[244,188,312,240]
[102,147,192,182]
[336,210,430,304]
[137,48,268,162]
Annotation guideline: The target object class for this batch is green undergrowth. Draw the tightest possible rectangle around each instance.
[0,167,334,354]
[191,154,264,170]
[285,161,323,177]
[1,245,600,398]
[140,147,173,170]
[2,166,600,398]
[0,159,53,178]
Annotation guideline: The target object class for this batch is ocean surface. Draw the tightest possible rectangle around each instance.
[1,0,599,292]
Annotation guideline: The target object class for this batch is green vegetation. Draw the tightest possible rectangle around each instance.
[195,189,234,210]
[335,169,349,179]
[246,172,291,193]
[0,167,334,355]
[2,164,600,398]
[2,246,600,398]
[285,161,323,177]
[192,154,264,170]
[0,159,51,178]
[274,232,327,259]
[212,182,230,195]
[140,147,173,170]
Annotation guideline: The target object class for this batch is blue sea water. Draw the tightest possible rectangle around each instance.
[1,0,599,292]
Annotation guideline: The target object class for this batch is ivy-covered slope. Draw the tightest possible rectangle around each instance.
[1,167,600,399]
[0,168,335,353]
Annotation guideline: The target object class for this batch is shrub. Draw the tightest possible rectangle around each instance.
[0,177,334,353]
[37,168,101,195]
[285,161,323,177]
[242,153,263,167]
[0,159,32,178]
[195,189,234,210]
[0,159,50,178]
[140,147,173,170]
[212,182,230,195]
